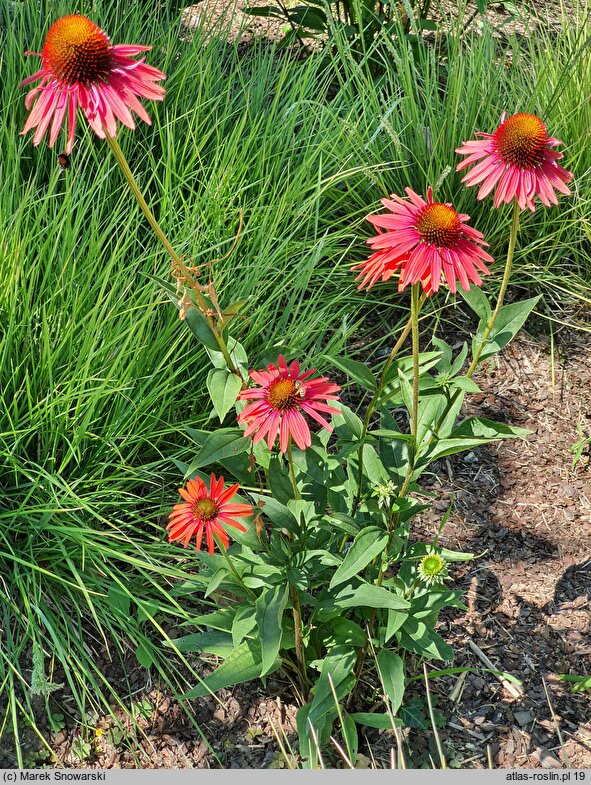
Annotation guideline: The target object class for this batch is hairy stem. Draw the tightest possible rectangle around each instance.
[286,440,301,501]
[350,309,418,516]
[289,583,309,694]
[465,199,520,378]
[105,135,238,374]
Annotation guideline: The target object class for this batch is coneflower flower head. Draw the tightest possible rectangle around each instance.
[237,355,340,454]
[456,113,573,211]
[19,14,165,152]
[167,474,253,555]
[354,187,493,296]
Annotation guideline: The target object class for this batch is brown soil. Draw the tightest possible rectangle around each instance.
[180,0,579,45]
[410,328,591,769]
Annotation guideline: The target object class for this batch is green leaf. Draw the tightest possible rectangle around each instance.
[171,630,235,657]
[357,443,390,486]
[243,5,284,17]
[268,457,294,505]
[384,609,409,642]
[452,376,480,393]
[400,702,428,729]
[398,619,454,661]
[135,641,154,669]
[181,640,280,699]
[432,337,453,372]
[410,590,466,619]
[186,607,237,631]
[255,584,289,677]
[325,513,362,537]
[323,617,367,648]
[308,645,357,728]
[341,711,359,765]
[375,650,405,715]
[350,712,402,729]
[107,586,130,617]
[297,704,324,770]
[450,343,469,376]
[287,6,327,31]
[332,404,363,440]
[459,286,491,321]
[232,605,257,648]
[452,416,531,440]
[204,567,229,599]
[480,295,541,361]
[184,307,220,351]
[368,429,413,442]
[318,583,410,621]
[207,368,242,422]
[329,527,389,588]
[206,336,248,373]
[185,428,250,472]
[323,354,376,391]
[251,494,299,533]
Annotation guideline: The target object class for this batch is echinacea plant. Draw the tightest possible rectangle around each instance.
[161,160,570,764]
[20,19,573,764]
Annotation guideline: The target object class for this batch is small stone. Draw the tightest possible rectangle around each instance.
[514,710,534,727]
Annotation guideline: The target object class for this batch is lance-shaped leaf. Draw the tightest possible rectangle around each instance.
[181,640,280,699]
[376,650,405,715]
[207,368,242,422]
[329,527,389,588]
[255,584,289,677]
[323,354,376,392]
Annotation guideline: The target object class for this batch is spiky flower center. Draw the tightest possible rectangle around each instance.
[267,378,301,411]
[420,554,445,577]
[494,113,548,169]
[42,15,112,86]
[193,497,219,522]
[415,203,461,248]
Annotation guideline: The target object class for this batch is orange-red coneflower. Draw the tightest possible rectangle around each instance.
[354,187,493,296]
[167,474,252,555]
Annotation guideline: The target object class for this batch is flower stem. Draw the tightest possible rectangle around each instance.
[400,200,521,472]
[286,440,301,500]
[289,582,309,694]
[410,283,421,442]
[465,199,520,379]
[212,533,257,601]
[105,135,238,375]
[396,284,423,501]
[350,308,419,516]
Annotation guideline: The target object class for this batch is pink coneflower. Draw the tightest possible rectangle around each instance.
[353,187,493,296]
[237,355,340,453]
[456,113,573,211]
[19,14,165,153]
[167,474,253,555]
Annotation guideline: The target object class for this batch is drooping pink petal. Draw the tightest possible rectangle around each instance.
[19,14,166,151]
[355,188,492,297]
[456,113,573,212]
